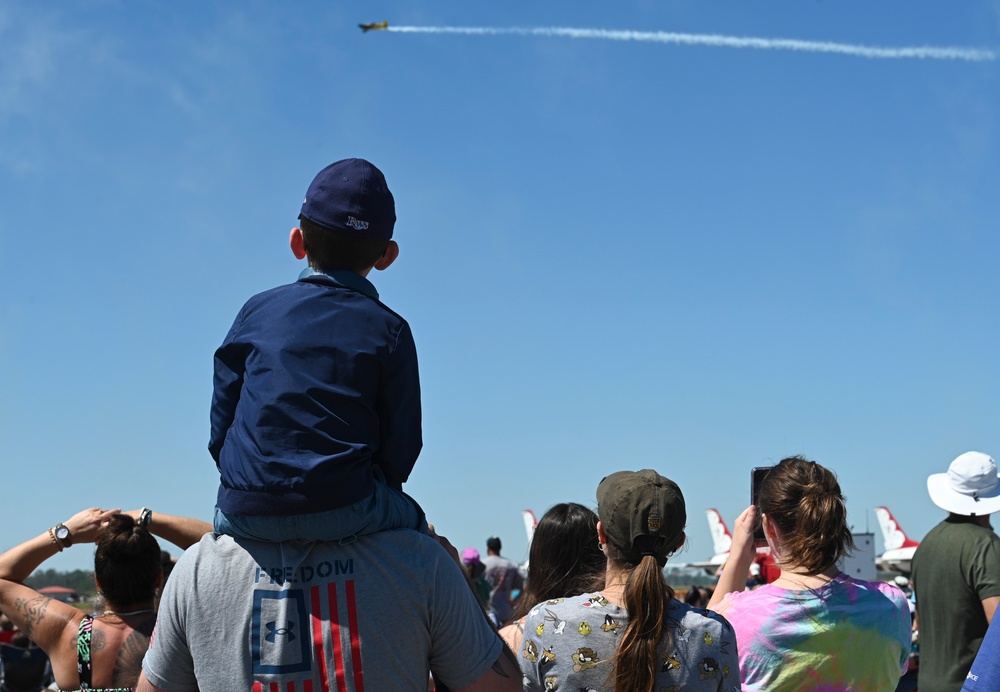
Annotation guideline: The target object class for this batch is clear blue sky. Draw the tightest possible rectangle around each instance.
[2,1,998,571]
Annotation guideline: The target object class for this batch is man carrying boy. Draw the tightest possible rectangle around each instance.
[209,158,424,542]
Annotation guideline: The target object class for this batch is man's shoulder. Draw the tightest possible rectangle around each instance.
[482,554,517,568]
[919,518,1000,547]
[186,529,442,563]
[914,519,953,553]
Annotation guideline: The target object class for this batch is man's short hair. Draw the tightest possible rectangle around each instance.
[299,216,390,273]
[486,536,502,553]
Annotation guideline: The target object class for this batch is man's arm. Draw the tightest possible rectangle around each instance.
[984,595,1000,624]
[453,645,522,692]
[136,673,167,692]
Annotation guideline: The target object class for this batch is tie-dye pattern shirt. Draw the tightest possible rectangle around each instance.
[713,573,910,691]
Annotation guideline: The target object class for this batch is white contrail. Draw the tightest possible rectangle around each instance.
[386,26,997,62]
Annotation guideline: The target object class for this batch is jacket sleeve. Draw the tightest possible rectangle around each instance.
[373,320,422,489]
[208,309,250,464]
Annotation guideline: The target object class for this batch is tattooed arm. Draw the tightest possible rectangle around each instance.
[0,584,79,651]
[0,508,117,650]
[0,508,118,582]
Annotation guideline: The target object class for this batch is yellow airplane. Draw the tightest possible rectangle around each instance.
[359,21,389,33]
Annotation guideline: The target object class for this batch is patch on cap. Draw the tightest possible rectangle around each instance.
[597,469,686,563]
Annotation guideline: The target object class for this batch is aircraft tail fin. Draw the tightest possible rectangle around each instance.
[522,509,538,544]
[705,508,733,555]
[874,506,919,550]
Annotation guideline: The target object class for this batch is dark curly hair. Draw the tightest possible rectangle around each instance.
[94,515,162,606]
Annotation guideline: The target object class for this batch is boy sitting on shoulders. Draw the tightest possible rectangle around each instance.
[210,158,424,542]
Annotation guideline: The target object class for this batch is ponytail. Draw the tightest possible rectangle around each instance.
[606,544,675,692]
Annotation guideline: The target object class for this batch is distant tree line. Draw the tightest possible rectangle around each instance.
[24,569,98,597]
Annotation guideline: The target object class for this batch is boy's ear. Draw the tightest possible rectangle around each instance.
[289,227,307,260]
[373,240,399,271]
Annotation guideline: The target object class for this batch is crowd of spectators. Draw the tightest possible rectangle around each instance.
[4,160,998,691]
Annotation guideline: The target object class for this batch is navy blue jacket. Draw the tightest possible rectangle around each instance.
[210,271,421,515]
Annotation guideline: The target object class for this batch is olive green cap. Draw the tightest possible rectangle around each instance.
[597,469,686,562]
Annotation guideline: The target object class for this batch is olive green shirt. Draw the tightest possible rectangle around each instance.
[911,517,1000,692]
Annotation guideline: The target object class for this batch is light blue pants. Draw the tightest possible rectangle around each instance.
[214,475,427,543]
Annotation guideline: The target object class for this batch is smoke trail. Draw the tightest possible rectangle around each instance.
[386,26,997,62]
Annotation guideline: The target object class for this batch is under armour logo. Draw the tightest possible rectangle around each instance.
[264,621,296,643]
[346,216,369,231]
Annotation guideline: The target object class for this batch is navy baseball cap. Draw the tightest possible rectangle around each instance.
[299,159,396,241]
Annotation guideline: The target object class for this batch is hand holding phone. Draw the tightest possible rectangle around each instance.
[751,466,774,546]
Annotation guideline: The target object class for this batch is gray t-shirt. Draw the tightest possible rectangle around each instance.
[142,531,502,692]
[481,554,524,624]
[519,592,740,691]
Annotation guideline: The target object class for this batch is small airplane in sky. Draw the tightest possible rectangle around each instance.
[874,506,919,574]
[359,21,389,33]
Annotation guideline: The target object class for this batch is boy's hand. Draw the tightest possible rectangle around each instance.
[427,523,462,568]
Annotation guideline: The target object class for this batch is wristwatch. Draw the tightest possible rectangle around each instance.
[54,523,73,547]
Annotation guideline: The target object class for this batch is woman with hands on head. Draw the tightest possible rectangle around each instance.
[0,507,212,692]
[707,456,911,691]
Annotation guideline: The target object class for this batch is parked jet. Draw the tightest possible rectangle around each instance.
[359,21,389,33]
[874,506,919,574]
[683,508,734,573]
[522,509,538,544]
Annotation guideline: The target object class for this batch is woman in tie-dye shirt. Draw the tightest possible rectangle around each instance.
[709,457,911,691]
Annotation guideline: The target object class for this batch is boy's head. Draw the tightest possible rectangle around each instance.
[294,159,397,274]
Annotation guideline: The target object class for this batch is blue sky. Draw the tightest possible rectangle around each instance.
[2,1,998,572]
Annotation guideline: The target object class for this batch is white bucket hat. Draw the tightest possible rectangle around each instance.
[927,451,1000,516]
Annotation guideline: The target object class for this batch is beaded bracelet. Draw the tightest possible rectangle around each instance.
[48,527,64,552]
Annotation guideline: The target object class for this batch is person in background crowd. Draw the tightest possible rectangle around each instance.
[912,451,1000,692]
[0,614,15,645]
[499,503,604,653]
[461,548,493,618]
[481,536,524,626]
